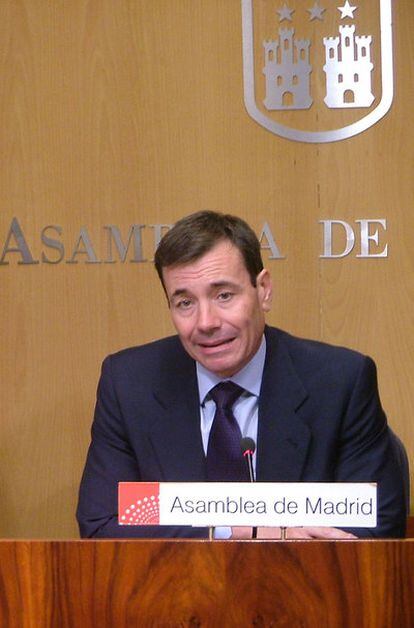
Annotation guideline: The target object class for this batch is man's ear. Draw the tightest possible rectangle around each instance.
[256,269,273,312]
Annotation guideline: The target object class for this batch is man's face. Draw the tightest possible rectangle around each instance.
[162,240,272,378]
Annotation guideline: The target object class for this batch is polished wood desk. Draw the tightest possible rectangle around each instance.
[0,538,413,627]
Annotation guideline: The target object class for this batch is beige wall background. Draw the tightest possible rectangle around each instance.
[0,0,412,537]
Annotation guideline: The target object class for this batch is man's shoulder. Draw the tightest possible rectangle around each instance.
[264,326,379,400]
[104,335,189,373]
[266,326,371,372]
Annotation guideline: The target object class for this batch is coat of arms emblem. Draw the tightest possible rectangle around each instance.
[241,0,393,142]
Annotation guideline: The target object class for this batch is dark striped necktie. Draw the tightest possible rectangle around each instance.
[206,381,249,481]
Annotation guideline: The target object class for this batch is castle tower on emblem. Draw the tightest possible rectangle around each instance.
[263,28,312,110]
[323,25,374,108]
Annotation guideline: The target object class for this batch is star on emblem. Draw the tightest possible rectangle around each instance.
[337,1,358,19]
[307,2,326,21]
[277,3,294,22]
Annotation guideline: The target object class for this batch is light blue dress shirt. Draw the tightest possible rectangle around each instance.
[196,335,266,538]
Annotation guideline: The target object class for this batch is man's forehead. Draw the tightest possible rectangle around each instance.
[163,241,246,285]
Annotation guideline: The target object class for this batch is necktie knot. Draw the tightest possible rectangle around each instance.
[209,381,244,411]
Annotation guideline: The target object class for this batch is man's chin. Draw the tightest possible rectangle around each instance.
[195,354,240,378]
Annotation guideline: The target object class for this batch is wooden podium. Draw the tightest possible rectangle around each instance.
[0,539,413,627]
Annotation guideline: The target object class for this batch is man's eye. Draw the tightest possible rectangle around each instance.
[177,299,193,309]
[217,292,233,302]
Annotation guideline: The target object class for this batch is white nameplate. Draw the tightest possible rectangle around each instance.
[118,482,377,528]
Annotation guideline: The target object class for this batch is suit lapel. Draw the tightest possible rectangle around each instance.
[257,328,311,482]
[148,345,207,481]
[144,329,311,483]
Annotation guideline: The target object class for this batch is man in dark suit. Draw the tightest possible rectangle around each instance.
[77,211,406,539]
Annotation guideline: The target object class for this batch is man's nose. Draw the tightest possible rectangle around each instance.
[196,302,221,332]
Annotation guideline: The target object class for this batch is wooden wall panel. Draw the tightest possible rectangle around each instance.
[0,0,412,537]
[319,0,414,475]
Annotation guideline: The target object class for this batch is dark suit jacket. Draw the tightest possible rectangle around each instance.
[77,326,406,538]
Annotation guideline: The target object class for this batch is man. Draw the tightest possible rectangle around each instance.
[77,210,406,539]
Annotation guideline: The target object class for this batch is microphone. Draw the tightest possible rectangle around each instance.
[241,437,256,483]
[241,437,257,539]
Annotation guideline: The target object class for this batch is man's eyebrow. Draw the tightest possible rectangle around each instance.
[169,281,239,300]
[170,288,189,300]
[210,280,239,289]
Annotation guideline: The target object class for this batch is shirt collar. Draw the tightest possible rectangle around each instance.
[196,335,266,404]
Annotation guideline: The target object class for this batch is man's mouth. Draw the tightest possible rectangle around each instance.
[198,338,235,349]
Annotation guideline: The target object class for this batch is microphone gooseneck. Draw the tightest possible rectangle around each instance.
[241,437,257,539]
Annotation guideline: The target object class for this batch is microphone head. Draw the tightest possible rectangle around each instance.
[241,437,256,455]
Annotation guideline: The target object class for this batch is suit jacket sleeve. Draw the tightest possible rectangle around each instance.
[333,355,407,538]
[76,355,208,539]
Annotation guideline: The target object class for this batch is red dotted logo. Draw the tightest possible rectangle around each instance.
[118,482,160,525]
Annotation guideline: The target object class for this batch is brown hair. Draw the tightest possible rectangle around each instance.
[154,210,263,288]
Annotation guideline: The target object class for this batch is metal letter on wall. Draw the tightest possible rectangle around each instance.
[241,0,393,143]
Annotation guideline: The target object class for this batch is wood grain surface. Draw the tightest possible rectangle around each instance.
[0,539,413,627]
[0,0,413,538]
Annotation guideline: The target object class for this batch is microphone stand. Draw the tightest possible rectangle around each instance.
[241,438,257,539]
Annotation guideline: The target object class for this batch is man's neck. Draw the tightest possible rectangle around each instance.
[196,335,266,402]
